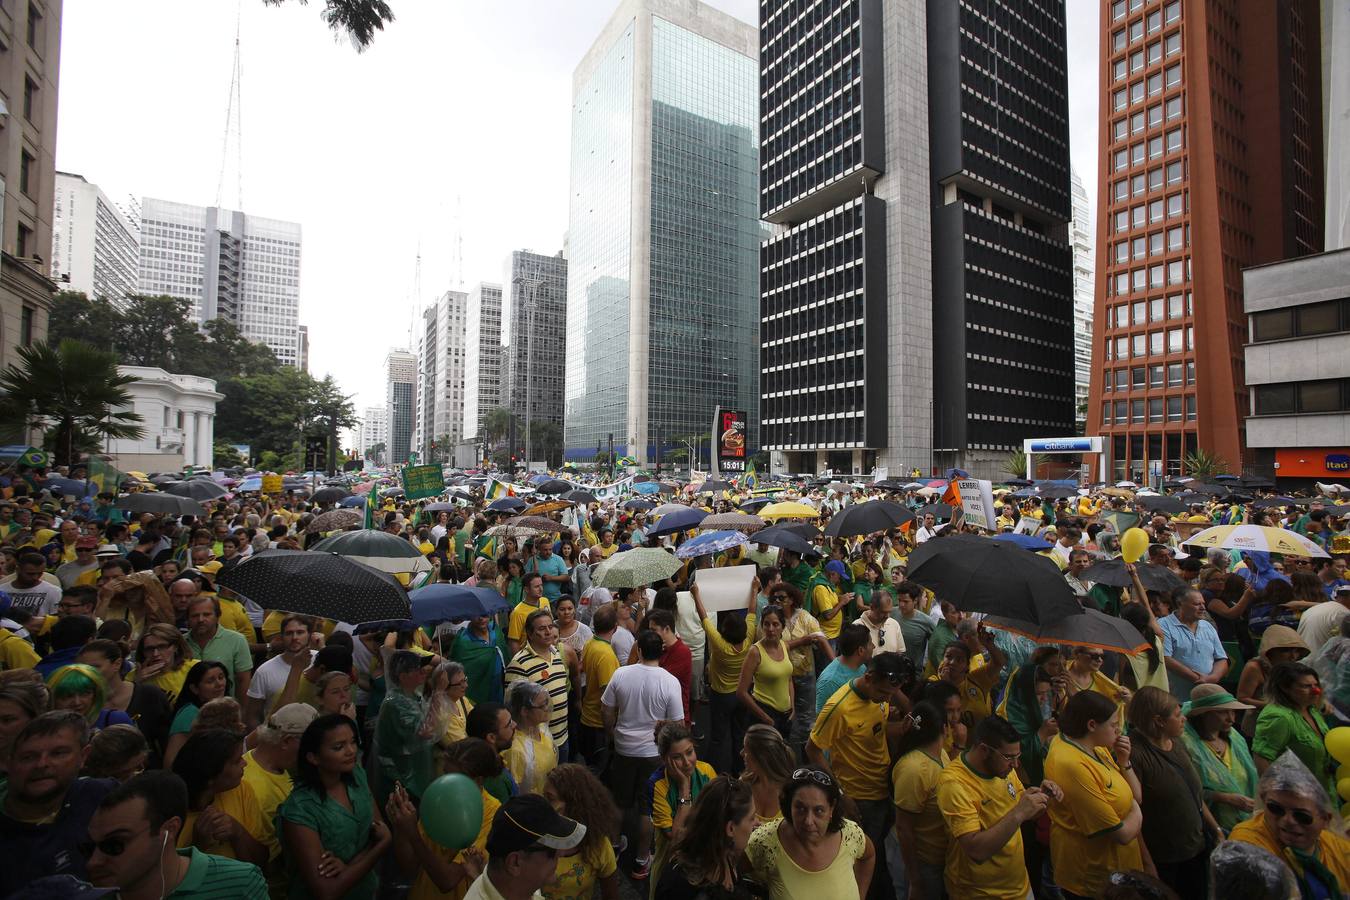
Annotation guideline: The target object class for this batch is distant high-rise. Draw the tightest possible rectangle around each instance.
[416,290,468,461]
[51,172,139,306]
[358,406,388,465]
[502,250,568,460]
[385,350,417,465]
[1071,172,1095,431]
[297,324,309,372]
[463,283,503,444]
[564,0,761,465]
[139,197,305,368]
[1087,0,1324,479]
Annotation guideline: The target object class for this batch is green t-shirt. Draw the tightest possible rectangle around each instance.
[168,847,268,899]
[276,766,378,900]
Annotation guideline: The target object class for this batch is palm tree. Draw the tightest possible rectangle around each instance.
[482,406,516,447]
[0,339,145,467]
[1003,449,1041,480]
[1182,448,1229,480]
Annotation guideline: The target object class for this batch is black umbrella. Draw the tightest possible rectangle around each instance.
[563,490,598,505]
[535,479,572,495]
[1188,483,1230,496]
[1171,491,1209,506]
[695,479,735,494]
[149,473,179,485]
[162,480,229,501]
[115,493,208,518]
[1251,496,1299,510]
[624,499,657,511]
[487,497,528,513]
[421,501,459,513]
[740,498,774,511]
[823,501,915,538]
[217,549,410,624]
[1134,495,1187,515]
[780,522,822,541]
[1079,559,1187,593]
[310,486,352,505]
[1036,486,1080,500]
[916,503,953,520]
[1002,478,1035,487]
[751,525,815,555]
[872,479,910,491]
[983,608,1149,654]
[447,490,475,502]
[1239,476,1276,489]
[1161,479,1190,490]
[905,534,1084,625]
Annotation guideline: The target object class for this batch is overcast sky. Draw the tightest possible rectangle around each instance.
[56,0,1098,415]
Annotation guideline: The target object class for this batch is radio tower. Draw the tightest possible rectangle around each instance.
[216,3,244,210]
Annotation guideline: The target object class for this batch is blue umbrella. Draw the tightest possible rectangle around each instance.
[624,499,657,511]
[487,497,528,512]
[43,477,95,497]
[237,476,262,492]
[409,583,511,625]
[991,532,1054,551]
[675,529,748,559]
[945,468,970,480]
[632,481,661,496]
[338,495,366,508]
[648,506,708,537]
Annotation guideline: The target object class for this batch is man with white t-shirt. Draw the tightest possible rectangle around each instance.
[0,550,64,620]
[601,628,683,877]
[244,614,318,729]
[1297,583,1350,652]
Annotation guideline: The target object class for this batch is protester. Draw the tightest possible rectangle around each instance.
[643,721,717,890]
[241,702,316,881]
[461,794,585,900]
[735,604,794,742]
[653,775,759,899]
[693,580,756,775]
[890,699,949,900]
[1178,683,1258,833]
[541,763,620,900]
[130,623,198,706]
[83,722,149,781]
[171,728,269,867]
[1159,587,1230,700]
[76,638,172,762]
[375,648,435,804]
[505,607,573,762]
[1251,661,1334,794]
[163,660,231,768]
[505,678,558,794]
[1236,625,1311,731]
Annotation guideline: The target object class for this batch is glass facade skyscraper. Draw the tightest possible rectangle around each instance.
[565,0,761,464]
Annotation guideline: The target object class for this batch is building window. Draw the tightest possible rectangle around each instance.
[1114,88,1128,111]
[1112,0,1126,20]
[22,76,36,122]
[1167,193,1184,217]
[1167,226,1183,251]
[1132,204,1146,228]
[1165,32,1181,56]
[1185,396,1196,420]
[1130,21,1143,43]
[1132,112,1145,133]
[1132,334,1146,358]
[1115,400,1128,424]
[26,2,41,50]
[1149,199,1163,222]
[20,306,33,346]
[1165,63,1181,88]
[1131,81,1145,105]
[1149,365,1164,388]
[1166,161,1183,184]
[1165,128,1182,153]
[1130,50,1144,74]
[1149,331,1163,356]
[1164,1,1181,24]
[1147,10,1162,33]
[1131,400,1145,423]
[19,151,34,197]
[1148,168,1164,191]
[1114,119,1128,141]
[16,223,32,258]
[1148,398,1163,423]
[1167,363,1183,387]
[1116,369,1130,392]
[1113,29,1127,51]
[1168,294,1183,319]
[1151,297,1164,321]
[1114,59,1127,82]
[1147,41,1162,65]
[1167,397,1182,421]
[1132,237,1146,259]
[1148,73,1163,96]
[1251,298,1349,341]
[1133,301,1146,325]
[1148,136,1163,159]
[1166,96,1183,120]
[1132,366,1146,390]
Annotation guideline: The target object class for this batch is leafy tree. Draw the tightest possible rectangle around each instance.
[1003,450,1041,480]
[0,340,145,467]
[47,291,123,352]
[530,420,563,468]
[482,407,517,448]
[1182,448,1229,480]
[262,0,394,50]
[116,296,201,370]
[304,375,357,472]
[213,441,247,468]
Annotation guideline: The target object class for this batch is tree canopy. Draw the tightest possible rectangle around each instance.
[262,0,394,51]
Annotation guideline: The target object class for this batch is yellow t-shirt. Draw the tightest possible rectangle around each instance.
[0,630,39,671]
[579,638,619,729]
[701,614,756,695]
[745,817,867,900]
[441,697,474,745]
[177,780,268,859]
[261,611,337,642]
[1230,813,1350,892]
[892,748,949,866]
[504,727,557,796]
[782,610,820,676]
[809,681,891,801]
[217,597,256,644]
[811,583,842,640]
[507,598,550,644]
[927,659,1001,727]
[409,790,500,900]
[749,641,793,713]
[592,544,617,560]
[133,659,199,706]
[241,749,294,858]
[544,838,617,900]
[1043,737,1142,898]
[936,753,1030,899]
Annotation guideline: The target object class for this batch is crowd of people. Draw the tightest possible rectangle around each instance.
[0,461,1348,900]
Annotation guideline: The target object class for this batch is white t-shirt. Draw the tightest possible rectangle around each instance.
[600,662,683,758]
[247,650,317,712]
[610,626,635,665]
[1296,600,1348,652]
[673,591,706,654]
[852,614,906,656]
[0,575,63,618]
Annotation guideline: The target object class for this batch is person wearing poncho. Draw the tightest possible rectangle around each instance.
[1179,684,1259,833]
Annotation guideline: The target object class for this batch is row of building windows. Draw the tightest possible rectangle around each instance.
[1253,379,1350,416]
[1104,361,1196,392]
[1103,395,1196,425]
[1110,128,1184,171]
[1112,191,1188,232]
[1111,63,1183,112]
[1250,297,1350,342]
[1112,225,1188,261]
[1103,326,1194,361]
[1108,257,1190,299]
[1110,1,1181,45]
[1107,293,1193,329]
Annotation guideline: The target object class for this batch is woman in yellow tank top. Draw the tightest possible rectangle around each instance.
[736,606,794,742]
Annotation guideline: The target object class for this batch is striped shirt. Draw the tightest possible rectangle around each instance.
[505,643,570,748]
[168,847,268,899]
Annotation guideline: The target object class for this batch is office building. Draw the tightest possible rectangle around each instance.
[139,197,304,367]
[463,282,502,444]
[416,289,468,461]
[0,0,61,376]
[1242,247,1349,487]
[759,0,1075,479]
[1087,0,1324,480]
[1325,0,1348,251]
[564,0,761,465]
[358,405,388,464]
[1071,171,1095,430]
[51,172,139,305]
[502,250,568,459]
[385,349,416,465]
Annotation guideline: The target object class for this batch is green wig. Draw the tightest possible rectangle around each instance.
[45,664,107,722]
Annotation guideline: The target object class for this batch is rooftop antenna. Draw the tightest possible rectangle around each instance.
[216,0,244,210]
[451,194,464,289]
[409,242,422,350]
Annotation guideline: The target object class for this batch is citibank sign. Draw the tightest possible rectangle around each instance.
[1026,437,1103,454]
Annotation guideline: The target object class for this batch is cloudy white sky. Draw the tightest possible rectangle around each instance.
[56,0,1099,414]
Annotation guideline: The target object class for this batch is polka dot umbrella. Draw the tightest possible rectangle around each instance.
[217,549,411,624]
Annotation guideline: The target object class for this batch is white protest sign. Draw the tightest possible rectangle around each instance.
[955,479,998,531]
[686,565,756,613]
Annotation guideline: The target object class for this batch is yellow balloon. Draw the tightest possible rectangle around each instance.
[1121,527,1150,564]
[1340,777,1350,803]
[1327,727,1350,767]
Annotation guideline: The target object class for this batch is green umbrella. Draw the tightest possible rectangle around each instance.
[591,547,682,589]
[309,529,433,574]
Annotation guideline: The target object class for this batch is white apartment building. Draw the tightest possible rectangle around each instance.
[51,172,139,305]
[415,290,468,460]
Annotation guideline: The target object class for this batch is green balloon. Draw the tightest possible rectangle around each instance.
[419,773,484,849]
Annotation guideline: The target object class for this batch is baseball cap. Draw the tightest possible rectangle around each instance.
[485,794,587,856]
[1335,583,1350,596]
[5,875,116,900]
[265,702,319,736]
[75,536,99,550]
[824,560,848,577]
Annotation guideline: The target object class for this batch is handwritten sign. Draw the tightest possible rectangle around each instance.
[261,474,284,495]
[402,465,445,501]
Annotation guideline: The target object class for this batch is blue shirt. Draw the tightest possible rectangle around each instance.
[815,659,868,715]
[1159,613,1227,697]
[527,553,569,601]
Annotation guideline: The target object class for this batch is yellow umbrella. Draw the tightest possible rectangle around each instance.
[525,500,572,515]
[1183,524,1329,558]
[760,501,820,521]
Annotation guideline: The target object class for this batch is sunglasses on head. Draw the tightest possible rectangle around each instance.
[791,767,835,789]
[1264,800,1316,826]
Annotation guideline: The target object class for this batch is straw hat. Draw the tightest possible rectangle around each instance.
[1183,683,1253,717]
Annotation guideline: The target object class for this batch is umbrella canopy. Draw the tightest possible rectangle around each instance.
[525,500,573,515]
[163,480,229,501]
[1080,559,1187,593]
[310,486,351,505]
[653,503,691,517]
[904,533,1084,625]
[1182,524,1329,558]
[699,512,767,534]
[309,529,434,573]
[1170,491,1210,506]
[421,501,460,513]
[534,479,573,495]
[823,501,915,538]
[380,487,405,498]
[591,547,682,588]
[989,532,1053,551]
[43,476,95,497]
[487,497,529,513]
[624,499,657,511]
[217,549,410,623]
[114,493,207,518]
[695,479,734,494]
[675,529,749,559]
[1002,478,1035,488]
[760,501,820,521]
[647,507,709,537]
[485,524,551,541]
[1251,496,1300,510]
[149,473,179,485]
[915,503,954,520]
[779,521,823,541]
[562,490,598,505]
[1036,486,1081,500]
[1239,476,1276,489]
[1187,483,1231,496]
[983,608,1149,654]
[503,515,567,533]
[305,508,363,534]
[739,497,775,511]
[1115,480,1139,489]
[338,495,366,508]
[1134,495,1187,515]
[750,524,815,555]
[409,583,510,626]
[1100,487,1135,499]
[872,479,910,491]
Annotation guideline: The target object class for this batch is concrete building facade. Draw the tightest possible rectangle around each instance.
[463,282,502,444]
[415,289,468,462]
[107,366,222,472]
[358,406,388,464]
[139,198,305,368]
[1071,171,1095,430]
[502,250,568,459]
[0,0,62,375]
[385,350,416,465]
[51,172,139,305]
[564,0,762,465]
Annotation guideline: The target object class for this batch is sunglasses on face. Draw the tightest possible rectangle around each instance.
[1264,800,1315,826]
[80,827,150,858]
